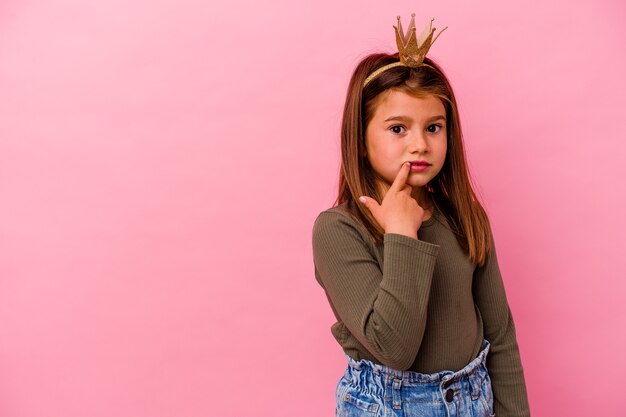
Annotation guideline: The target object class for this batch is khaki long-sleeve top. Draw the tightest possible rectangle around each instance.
[312,202,530,417]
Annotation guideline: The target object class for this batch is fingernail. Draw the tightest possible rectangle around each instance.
[359,196,366,203]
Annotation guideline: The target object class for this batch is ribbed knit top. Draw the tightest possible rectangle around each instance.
[311,202,531,417]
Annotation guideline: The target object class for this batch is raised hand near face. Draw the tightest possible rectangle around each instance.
[359,162,427,240]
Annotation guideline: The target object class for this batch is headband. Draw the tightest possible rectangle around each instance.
[362,15,447,88]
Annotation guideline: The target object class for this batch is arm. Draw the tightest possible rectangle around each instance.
[472,228,531,417]
[312,210,440,370]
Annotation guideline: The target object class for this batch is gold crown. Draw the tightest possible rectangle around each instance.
[363,15,447,87]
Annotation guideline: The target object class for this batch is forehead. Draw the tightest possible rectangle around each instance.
[370,89,445,119]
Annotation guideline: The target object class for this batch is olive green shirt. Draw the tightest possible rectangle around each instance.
[312,202,530,417]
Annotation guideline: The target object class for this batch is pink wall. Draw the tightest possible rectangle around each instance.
[1,0,625,416]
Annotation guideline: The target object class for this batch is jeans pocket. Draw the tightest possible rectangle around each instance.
[336,377,380,416]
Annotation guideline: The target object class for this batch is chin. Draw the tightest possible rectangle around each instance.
[407,178,431,187]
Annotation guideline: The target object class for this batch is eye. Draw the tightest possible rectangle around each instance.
[390,125,406,134]
[427,123,443,133]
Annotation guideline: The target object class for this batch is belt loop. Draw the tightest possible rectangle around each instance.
[468,370,481,400]
[392,376,402,409]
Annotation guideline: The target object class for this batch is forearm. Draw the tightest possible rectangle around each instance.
[360,233,438,369]
[487,312,531,417]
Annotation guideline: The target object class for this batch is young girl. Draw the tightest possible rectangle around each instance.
[312,15,530,417]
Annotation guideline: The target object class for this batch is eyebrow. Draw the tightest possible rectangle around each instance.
[384,115,446,122]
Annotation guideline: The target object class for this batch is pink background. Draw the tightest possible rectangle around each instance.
[1,0,625,416]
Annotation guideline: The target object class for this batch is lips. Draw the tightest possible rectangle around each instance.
[409,160,430,166]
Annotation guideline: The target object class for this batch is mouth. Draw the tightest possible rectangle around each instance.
[408,160,431,166]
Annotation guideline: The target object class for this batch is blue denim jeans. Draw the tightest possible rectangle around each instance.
[336,339,495,417]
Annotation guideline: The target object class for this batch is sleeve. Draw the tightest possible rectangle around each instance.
[472,228,531,417]
[312,210,440,370]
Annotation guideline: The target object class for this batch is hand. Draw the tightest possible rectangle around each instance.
[358,162,426,239]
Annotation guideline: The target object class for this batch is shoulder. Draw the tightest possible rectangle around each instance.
[314,202,352,223]
[313,202,360,232]
[312,203,372,247]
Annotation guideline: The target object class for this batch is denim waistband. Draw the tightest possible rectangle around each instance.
[344,338,491,387]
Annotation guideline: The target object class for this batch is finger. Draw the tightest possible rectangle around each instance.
[389,161,412,193]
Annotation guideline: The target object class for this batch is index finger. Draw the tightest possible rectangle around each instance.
[389,162,412,193]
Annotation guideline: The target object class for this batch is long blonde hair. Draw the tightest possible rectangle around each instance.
[334,53,493,267]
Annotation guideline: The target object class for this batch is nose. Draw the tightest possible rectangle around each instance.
[407,131,429,153]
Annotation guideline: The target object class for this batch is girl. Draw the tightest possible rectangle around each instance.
[312,15,530,417]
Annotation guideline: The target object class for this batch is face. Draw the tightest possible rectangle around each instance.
[364,89,447,202]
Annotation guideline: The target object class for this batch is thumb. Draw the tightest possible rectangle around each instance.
[358,196,379,215]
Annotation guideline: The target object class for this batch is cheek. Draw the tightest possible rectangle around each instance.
[379,140,404,159]
[369,137,400,161]
[435,141,447,162]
